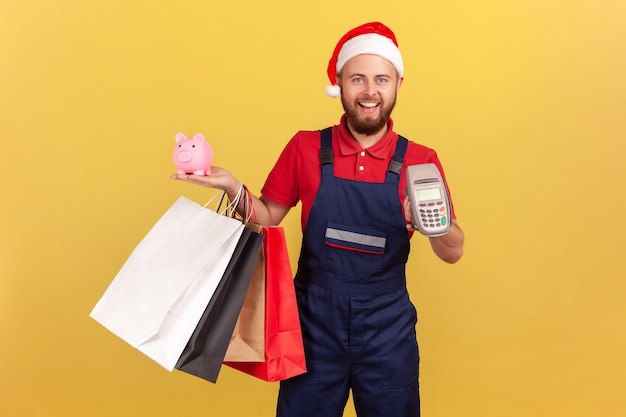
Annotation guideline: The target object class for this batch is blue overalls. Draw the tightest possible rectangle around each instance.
[277,128,420,417]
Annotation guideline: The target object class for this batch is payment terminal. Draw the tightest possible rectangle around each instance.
[406,163,451,237]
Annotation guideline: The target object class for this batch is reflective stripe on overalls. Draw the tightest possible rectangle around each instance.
[277,128,420,417]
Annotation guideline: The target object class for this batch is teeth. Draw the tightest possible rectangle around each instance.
[360,102,379,108]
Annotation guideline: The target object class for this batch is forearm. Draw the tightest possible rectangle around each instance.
[233,191,286,227]
[428,220,464,264]
[222,178,288,227]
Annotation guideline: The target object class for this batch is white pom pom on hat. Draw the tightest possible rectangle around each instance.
[325,85,342,98]
[325,22,404,98]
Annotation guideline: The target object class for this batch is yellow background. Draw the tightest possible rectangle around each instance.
[1,0,625,416]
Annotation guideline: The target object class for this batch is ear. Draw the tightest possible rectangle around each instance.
[396,77,404,93]
[192,133,204,141]
[175,133,186,143]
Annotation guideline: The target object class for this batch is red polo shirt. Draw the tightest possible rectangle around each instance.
[261,116,456,231]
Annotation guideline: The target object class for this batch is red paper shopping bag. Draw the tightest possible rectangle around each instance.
[224,226,307,382]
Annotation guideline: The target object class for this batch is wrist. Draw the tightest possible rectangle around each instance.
[226,178,243,200]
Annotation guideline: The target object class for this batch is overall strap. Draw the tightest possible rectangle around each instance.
[320,127,334,177]
[385,135,408,183]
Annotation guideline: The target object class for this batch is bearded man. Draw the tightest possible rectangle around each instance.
[173,21,464,417]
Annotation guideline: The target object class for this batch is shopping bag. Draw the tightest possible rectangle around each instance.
[223,240,265,362]
[224,226,307,382]
[89,195,245,371]
[222,185,266,363]
[174,224,263,383]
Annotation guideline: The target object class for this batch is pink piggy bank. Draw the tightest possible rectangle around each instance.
[173,132,214,175]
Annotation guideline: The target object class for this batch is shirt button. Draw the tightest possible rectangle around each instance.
[360,151,366,157]
[359,165,365,171]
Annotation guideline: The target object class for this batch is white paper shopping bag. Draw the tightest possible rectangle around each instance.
[90,196,244,371]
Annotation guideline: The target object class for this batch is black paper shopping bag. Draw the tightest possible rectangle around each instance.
[175,225,263,383]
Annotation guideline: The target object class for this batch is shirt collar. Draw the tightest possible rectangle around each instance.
[337,114,397,160]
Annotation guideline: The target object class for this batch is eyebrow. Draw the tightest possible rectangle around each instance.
[348,73,392,79]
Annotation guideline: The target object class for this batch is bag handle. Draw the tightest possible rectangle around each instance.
[203,182,245,218]
[201,183,260,229]
[242,185,258,224]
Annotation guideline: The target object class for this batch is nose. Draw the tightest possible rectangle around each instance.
[177,151,192,163]
[363,79,378,96]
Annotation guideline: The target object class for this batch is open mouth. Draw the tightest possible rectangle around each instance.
[358,101,380,111]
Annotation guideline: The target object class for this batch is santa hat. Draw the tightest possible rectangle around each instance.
[325,22,404,98]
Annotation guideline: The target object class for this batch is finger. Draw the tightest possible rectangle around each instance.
[170,173,193,181]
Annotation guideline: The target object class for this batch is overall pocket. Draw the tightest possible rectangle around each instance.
[324,221,387,283]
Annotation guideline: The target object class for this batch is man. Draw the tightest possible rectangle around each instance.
[172,21,464,417]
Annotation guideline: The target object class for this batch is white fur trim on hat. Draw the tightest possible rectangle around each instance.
[337,33,404,77]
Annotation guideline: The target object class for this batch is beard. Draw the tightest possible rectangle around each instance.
[341,93,397,136]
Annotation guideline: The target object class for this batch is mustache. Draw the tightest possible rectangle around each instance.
[356,94,380,102]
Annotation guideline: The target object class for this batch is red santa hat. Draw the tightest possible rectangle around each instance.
[325,22,404,98]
